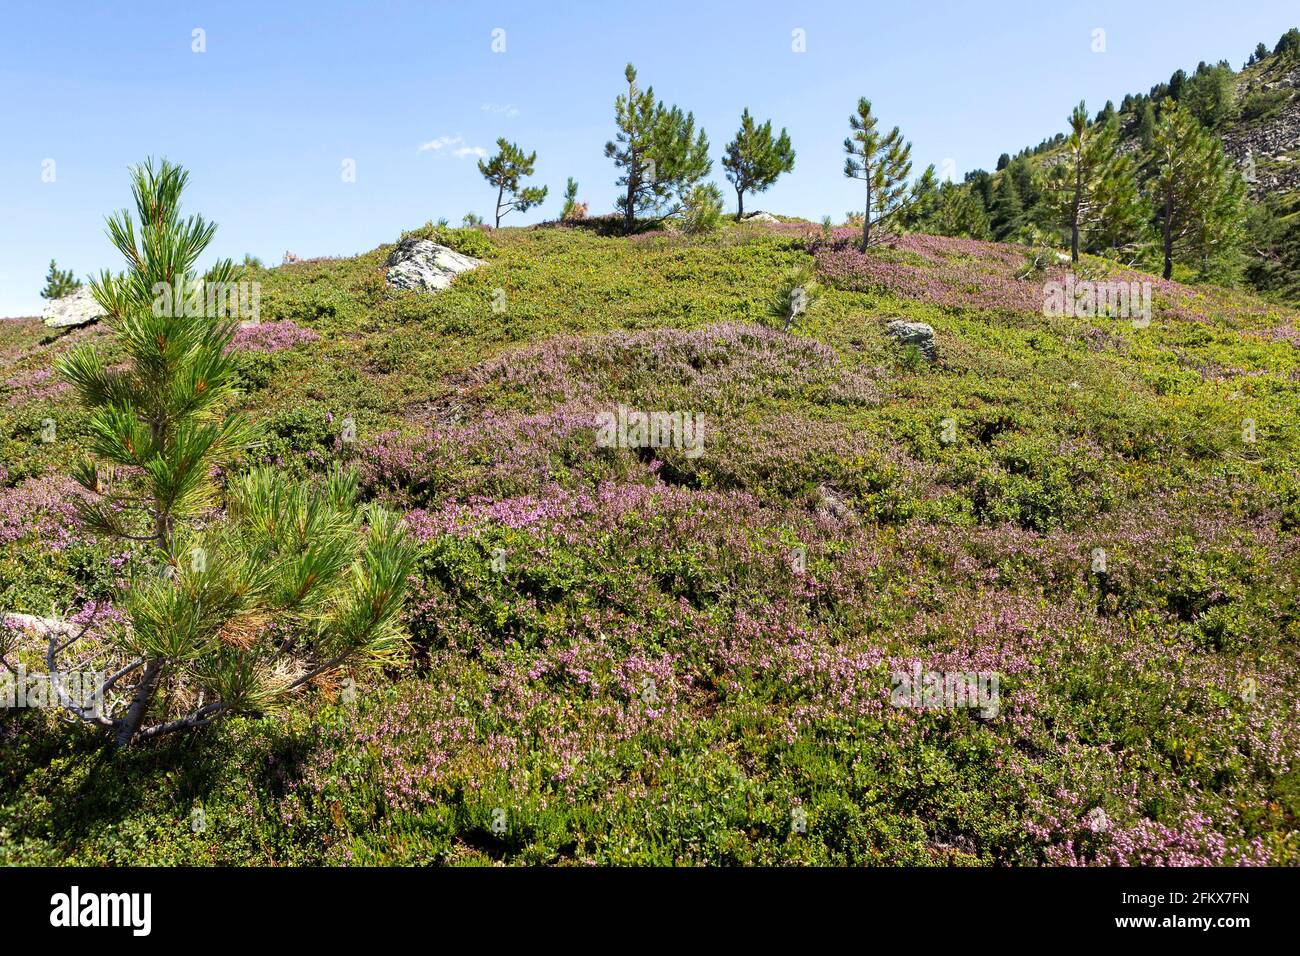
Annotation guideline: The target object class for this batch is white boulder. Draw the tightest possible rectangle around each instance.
[42,287,105,328]
[385,238,484,293]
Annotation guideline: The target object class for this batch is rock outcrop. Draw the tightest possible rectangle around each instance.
[385,238,484,293]
[1222,72,1300,198]
[885,319,938,361]
[42,287,105,328]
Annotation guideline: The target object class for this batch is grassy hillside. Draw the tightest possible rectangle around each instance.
[3,218,1299,865]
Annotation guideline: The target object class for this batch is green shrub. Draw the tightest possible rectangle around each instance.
[678,183,724,235]
[398,221,496,259]
[1238,87,1293,124]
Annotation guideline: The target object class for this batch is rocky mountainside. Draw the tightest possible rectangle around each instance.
[1025,41,1300,204]
[1222,60,1300,198]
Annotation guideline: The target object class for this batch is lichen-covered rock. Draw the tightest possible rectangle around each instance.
[42,287,105,328]
[744,211,780,223]
[385,238,484,293]
[885,319,937,361]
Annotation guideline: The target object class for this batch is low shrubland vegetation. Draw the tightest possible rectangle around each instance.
[3,193,1298,864]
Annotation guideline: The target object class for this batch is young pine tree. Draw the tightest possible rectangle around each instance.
[924,182,993,240]
[768,266,821,333]
[721,108,795,220]
[1043,102,1143,262]
[478,138,548,228]
[605,64,711,234]
[53,159,415,747]
[40,259,81,299]
[965,169,994,212]
[1006,159,1042,222]
[1138,99,1158,151]
[560,177,580,220]
[842,97,914,250]
[1275,28,1300,62]
[1244,199,1300,301]
[679,182,725,235]
[896,164,941,232]
[1169,69,1188,101]
[1182,64,1237,129]
[1146,99,1247,280]
[989,173,1025,242]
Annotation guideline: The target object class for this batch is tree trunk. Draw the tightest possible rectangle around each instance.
[151,419,172,552]
[1071,163,1082,263]
[495,184,505,229]
[736,187,744,221]
[1162,190,1174,280]
[862,178,871,250]
[120,418,170,747]
[625,159,637,234]
[114,659,162,747]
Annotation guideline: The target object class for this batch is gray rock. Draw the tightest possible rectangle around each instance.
[385,238,484,293]
[885,319,937,361]
[42,286,105,328]
[744,211,780,223]
[816,483,850,520]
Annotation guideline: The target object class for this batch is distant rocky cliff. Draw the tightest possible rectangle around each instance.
[1222,63,1300,199]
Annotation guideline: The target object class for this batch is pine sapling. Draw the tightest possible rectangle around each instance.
[49,158,415,747]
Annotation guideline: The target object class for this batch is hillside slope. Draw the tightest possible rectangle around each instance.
[3,220,1299,865]
[975,35,1300,305]
[1016,39,1300,204]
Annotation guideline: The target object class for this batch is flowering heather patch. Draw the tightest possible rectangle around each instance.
[1251,323,1300,347]
[812,229,1298,329]
[814,230,1072,313]
[355,405,643,508]
[404,481,680,540]
[1,367,68,406]
[467,322,880,410]
[0,321,109,399]
[0,475,84,548]
[356,324,897,513]
[228,319,320,353]
[269,471,1299,865]
[1027,800,1270,867]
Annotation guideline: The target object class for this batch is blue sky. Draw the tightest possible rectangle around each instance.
[1,0,1296,316]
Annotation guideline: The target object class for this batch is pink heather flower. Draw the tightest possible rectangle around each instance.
[228,320,319,354]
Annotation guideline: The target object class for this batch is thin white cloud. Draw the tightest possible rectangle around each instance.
[419,134,461,152]
[419,134,486,158]
[480,103,520,117]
